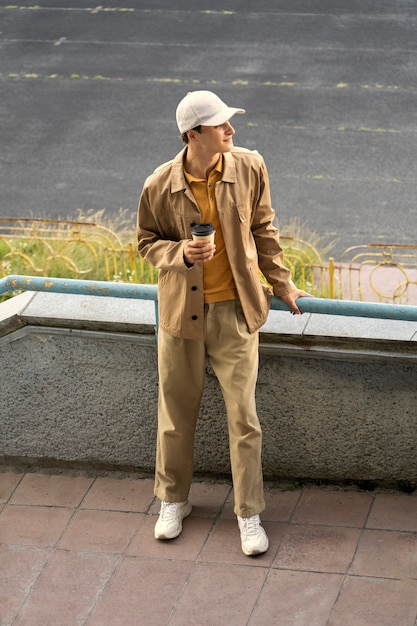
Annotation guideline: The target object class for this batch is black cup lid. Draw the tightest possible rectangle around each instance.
[191,222,215,236]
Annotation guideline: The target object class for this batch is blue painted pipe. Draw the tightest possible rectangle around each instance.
[1,274,417,322]
[0,274,158,300]
[271,294,417,322]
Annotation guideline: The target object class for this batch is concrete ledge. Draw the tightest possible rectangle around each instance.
[1,292,417,487]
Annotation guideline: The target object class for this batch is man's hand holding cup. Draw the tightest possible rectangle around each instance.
[184,223,216,265]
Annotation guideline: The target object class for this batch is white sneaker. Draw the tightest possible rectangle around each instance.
[154,500,192,540]
[237,514,269,556]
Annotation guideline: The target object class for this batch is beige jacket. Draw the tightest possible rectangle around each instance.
[137,146,296,340]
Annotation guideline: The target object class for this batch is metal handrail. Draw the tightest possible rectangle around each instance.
[2,274,417,322]
[0,274,157,301]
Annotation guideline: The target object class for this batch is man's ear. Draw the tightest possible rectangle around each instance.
[188,130,199,143]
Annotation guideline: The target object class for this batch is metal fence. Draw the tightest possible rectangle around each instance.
[0,217,159,285]
[1,217,417,304]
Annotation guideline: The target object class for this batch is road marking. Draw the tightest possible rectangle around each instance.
[282,173,415,184]
[1,71,416,98]
[4,4,135,11]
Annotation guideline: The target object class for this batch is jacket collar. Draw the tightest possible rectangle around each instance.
[170,147,237,193]
[170,149,187,193]
[222,151,237,183]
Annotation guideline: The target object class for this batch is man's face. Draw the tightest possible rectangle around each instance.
[197,121,235,154]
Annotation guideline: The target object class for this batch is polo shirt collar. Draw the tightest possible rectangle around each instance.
[184,154,223,184]
[170,147,237,193]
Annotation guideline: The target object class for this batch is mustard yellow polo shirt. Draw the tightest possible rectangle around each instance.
[184,155,238,303]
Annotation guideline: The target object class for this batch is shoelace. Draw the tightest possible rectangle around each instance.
[242,515,261,537]
[160,502,177,521]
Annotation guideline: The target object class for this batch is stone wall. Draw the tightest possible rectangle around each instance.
[1,291,416,487]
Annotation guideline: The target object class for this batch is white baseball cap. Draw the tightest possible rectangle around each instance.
[176,90,245,134]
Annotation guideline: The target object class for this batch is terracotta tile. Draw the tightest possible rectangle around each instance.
[0,505,73,547]
[292,489,372,527]
[58,509,142,554]
[275,524,361,573]
[218,494,238,519]
[0,545,50,625]
[6,477,417,626]
[88,556,193,626]
[199,518,284,567]
[329,576,417,626]
[169,562,267,626]
[366,493,417,532]
[81,476,155,512]
[10,473,93,508]
[13,550,118,626]
[127,514,215,560]
[249,570,343,626]
[0,472,23,504]
[187,481,231,517]
[349,529,417,579]
[263,488,302,521]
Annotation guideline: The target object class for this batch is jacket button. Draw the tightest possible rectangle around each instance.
[191,315,198,320]
[191,285,197,291]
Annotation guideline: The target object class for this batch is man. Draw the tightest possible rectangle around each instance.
[137,90,309,556]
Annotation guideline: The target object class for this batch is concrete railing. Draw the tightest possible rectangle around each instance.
[1,275,417,489]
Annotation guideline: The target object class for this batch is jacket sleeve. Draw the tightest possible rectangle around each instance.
[251,161,297,297]
[137,183,190,273]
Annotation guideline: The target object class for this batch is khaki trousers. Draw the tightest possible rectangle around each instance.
[155,299,265,517]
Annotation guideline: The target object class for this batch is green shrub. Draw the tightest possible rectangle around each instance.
[1,211,333,300]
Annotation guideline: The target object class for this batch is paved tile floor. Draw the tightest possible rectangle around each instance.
[1,471,417,626]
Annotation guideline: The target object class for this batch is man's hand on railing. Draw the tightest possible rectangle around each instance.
[280,289,312,315]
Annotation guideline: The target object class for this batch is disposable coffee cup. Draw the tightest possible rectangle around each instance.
[191,222,216,244]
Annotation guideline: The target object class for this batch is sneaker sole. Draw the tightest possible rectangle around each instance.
[241,542,269,556]
[241,534,269,556]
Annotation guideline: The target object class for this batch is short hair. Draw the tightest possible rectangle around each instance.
[181,125,202,144]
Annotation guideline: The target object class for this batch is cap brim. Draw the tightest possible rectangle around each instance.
[203,106,245,127]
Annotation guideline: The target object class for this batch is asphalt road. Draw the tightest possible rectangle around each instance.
[1,0,417,255]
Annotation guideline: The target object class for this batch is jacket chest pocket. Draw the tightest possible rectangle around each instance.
[219,201,252,231]
[219,201,252,225]
[219,202,254,254]
[236,202,252,224]
[159,207,200,240]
